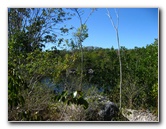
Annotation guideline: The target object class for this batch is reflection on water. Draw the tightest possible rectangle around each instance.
[41,77,106,94]
[40,77,64,94]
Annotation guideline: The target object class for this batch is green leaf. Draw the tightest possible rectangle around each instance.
[77,97,89,109]
[73,91,77,98]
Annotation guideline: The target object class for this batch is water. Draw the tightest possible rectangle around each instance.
[41,77,106,94]
[40,77,64,93]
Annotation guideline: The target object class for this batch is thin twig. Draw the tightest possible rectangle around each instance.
[84,8,96,25]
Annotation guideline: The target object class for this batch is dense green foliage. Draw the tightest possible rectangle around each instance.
[8,8,158,121]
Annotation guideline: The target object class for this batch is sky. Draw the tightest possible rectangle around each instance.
[46,8,158,50]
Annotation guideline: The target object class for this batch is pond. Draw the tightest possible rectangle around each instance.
[40,77,64,93]
[40,76,108,94]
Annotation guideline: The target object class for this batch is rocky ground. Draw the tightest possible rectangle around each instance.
[122,108,158,122]
[48,94,158,121]
[85,95,159,122]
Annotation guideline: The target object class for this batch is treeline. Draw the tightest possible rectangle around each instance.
[8,37,158,120]
[48,39,158,111]
[9,38,158,113]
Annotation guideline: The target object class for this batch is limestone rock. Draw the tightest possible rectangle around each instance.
[85,95,129,121]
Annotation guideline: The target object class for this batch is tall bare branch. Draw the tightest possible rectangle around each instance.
[106,8,122,109]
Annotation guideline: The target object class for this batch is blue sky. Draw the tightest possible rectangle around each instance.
[46,8,158,50]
